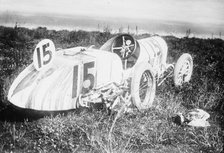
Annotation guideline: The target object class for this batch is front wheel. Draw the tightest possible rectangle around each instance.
[174,53,193,86]
[131,62,156,110]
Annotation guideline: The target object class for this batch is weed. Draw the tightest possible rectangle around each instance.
[0,26,223,152]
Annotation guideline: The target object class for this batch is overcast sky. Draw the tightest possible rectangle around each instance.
[0,0,224,25]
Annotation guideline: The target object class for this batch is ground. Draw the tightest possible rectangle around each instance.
[0,26,223,152]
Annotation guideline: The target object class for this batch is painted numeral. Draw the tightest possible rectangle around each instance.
[33,39,55,71]
[72,65,78,98]
[82,61,95,93]
[72,61,95,98]
[36,43,52,68]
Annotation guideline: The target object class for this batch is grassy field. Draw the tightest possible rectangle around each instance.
[0,26,224,152]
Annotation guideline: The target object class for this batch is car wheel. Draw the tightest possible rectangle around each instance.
[174,53,193,86]
[131,62,156,110]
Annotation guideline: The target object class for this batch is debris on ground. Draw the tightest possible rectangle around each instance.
[78,82,132,112]
[172,108,210,127]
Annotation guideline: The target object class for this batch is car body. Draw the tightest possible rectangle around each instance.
[8,34,193,112]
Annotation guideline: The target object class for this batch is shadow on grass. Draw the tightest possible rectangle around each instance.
[0,100,107,122]
[0,101,79,122]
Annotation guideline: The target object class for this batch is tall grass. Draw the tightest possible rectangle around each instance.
[0,26,224,152]
[1,91,222,152]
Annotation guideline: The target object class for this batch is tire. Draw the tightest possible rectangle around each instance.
[174,53,193,86]
[131,62,156,110]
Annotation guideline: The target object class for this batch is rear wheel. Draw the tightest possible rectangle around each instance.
[174,53,193,86]
[131,62,156,110]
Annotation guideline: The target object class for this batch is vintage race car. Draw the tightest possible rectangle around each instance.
[7,34,193,112]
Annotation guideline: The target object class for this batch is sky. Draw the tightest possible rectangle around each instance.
[0,0,223,23]
[0,0,224,37]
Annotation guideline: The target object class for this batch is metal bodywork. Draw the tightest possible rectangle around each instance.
[8,47,123,111]
[101,34,173,85]
[7,34,192,112]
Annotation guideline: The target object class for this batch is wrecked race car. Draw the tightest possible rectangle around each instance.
[7,34,193,113]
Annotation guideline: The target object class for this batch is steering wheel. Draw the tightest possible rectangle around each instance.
[111,34,136,60]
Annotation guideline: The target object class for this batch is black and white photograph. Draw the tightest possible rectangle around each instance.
[0,0,223,152]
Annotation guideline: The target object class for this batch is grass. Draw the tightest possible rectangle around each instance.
[0,26,224,152]
[1,88,223,152]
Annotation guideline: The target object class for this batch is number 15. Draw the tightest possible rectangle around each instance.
[72,61,95,98]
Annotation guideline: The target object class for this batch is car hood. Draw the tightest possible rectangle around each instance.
[8,47,123,111]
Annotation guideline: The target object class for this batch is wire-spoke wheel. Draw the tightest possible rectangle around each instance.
[174,53,193,86]
[131,62,156,110]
